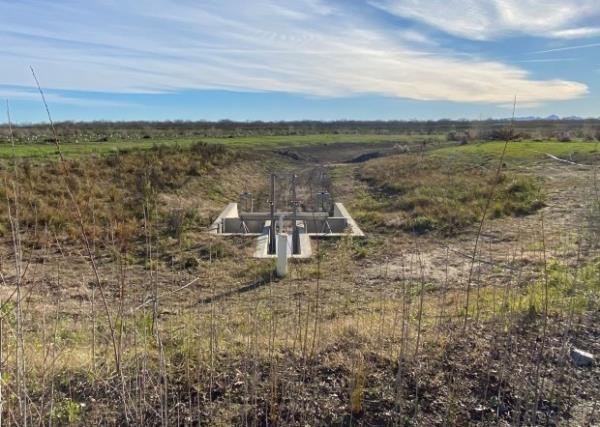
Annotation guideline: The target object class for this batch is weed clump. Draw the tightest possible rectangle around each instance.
[358,154,544,234]
[0,142,235,248]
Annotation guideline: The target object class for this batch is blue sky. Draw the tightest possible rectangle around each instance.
[1,0,599,123]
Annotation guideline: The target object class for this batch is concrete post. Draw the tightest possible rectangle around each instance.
[276,234,288,277]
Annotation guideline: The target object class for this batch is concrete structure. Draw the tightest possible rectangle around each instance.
[209,174,364,273]
[210,201,364,256]
[277,234,289,277]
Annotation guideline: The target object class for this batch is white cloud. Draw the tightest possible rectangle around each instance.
[550,27,600,38]
[532,42,600,54]
[0,0,589,105]
[396,29,437,45]
[371,0,600,40]
[0,87,138,108]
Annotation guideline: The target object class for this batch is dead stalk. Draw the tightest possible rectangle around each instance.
[30,67,130,418]
[531,210,550,424]
[464,97,517,329]
[5,99,27,425]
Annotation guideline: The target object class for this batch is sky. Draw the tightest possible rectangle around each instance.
[1,0,599,123]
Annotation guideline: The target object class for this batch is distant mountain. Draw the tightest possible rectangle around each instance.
[514,116,544,121]
[513,114,587,121]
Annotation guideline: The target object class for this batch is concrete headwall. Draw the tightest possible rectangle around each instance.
[223,218,265,234]
[304,218,348,234]
[210,202,364,237]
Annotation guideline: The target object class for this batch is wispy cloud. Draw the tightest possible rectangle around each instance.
[0,0,590,105]
[532,42,600,54]
[0,86,138,108]
[514,58,578,63]
[370,0,600,40]
[550,27,600,38]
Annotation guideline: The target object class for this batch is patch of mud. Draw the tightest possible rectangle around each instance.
[284,141,415,164]
[346,151,382,163]
[275,149,317,162]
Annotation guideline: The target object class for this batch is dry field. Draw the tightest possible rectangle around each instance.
[0,136,598,425]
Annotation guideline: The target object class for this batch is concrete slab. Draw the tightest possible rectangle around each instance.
[210,200,363,258]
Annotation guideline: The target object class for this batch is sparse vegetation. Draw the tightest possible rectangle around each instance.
[0,125,598,426]
[357,154,544,234]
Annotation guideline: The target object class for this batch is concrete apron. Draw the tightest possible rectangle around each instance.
[254,231,312,259]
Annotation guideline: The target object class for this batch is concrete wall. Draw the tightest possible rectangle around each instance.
[209,203,238,234]
[222,218,265,234]
[304,218,348,234]
[211,202,364,238]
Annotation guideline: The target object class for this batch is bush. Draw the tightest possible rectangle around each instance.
[358,154,544,235]
[482,128,524,141]
[165,208,200,240]
[50,398,82,425]
[446,131,460,142]
[558,133,572,142]
[406,215,436,234]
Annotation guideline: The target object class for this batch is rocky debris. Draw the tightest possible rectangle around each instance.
[570,348,595,367]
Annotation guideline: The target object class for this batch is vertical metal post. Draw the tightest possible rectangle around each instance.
[291,174,300,255]
[240,191,252,213]
[269,173,276,254]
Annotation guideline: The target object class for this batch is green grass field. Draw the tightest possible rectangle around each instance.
[431,140,599,161]
[3,134,598,165]
[0,133,443,159]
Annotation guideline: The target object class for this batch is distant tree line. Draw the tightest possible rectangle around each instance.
[0,119,599,144]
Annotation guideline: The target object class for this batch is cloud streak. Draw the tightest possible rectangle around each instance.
[0,86,139,108]
[371,0,600,40]
[0,0,590,105]
[550,27,600,39]
[532,43,600,54]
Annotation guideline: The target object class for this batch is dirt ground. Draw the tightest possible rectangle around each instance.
[350,160,597,288]
[1,142,599,425]
[1,144,597,340]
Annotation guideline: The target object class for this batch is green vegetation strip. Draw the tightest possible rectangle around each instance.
[431,140,599,161]
[0,134,442,159]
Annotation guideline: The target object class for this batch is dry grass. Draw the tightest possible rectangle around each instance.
[0,142,245,248]
[356,154,544,234]
[0,139,598,425]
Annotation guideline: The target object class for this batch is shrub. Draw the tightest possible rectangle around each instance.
[358,154,544,235]
[483,128,516,141]
[558,132,572,142]
[406,215,436,234]
[446,131,460,142]
[165,208,200,240]
[50,398,82,425]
